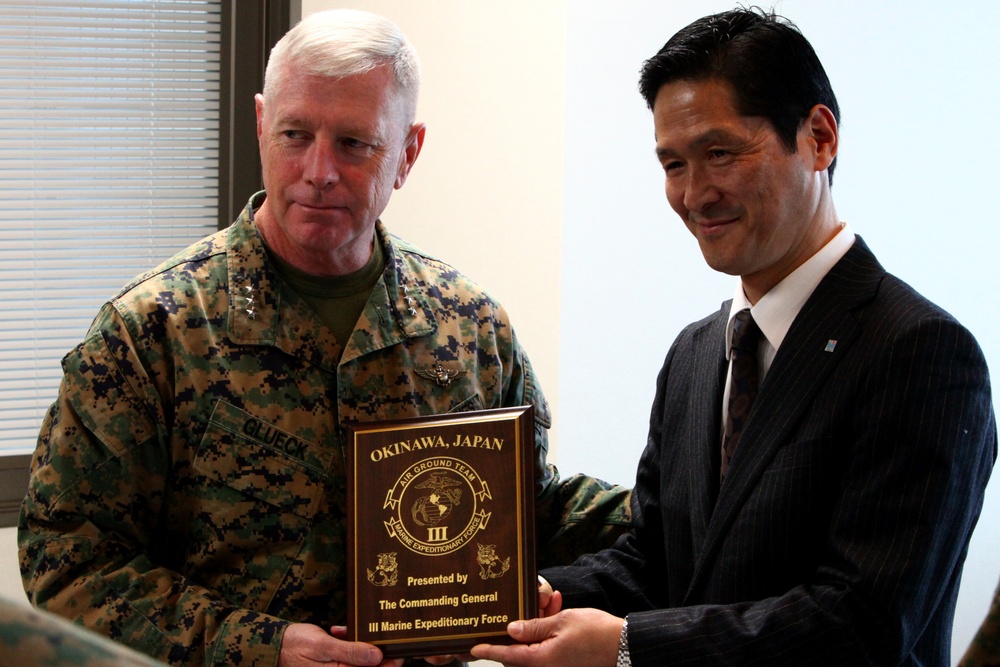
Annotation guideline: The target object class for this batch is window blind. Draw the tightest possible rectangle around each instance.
[0,1,222,455]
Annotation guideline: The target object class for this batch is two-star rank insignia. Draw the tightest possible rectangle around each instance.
[415,363,468,387]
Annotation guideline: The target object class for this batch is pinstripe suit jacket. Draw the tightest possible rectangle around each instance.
[543,238,996,666]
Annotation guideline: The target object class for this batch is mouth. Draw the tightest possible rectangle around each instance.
[691,215,739,236]
[294,201,348,215]
[296,201,341,209]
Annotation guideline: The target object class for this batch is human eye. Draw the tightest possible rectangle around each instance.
[341,137,376,158]
[662,159,684,175]
[281,129,308,142]
[343,137,371,149]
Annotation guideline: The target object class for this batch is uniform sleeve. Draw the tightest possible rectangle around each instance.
[534,467,633,570]
[18,305,288,667]
[0,596,170,667]
[505,333,633,569]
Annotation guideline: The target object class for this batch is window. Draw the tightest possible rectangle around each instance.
[0,0,292,526]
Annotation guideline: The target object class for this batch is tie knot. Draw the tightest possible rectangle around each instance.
[731,308,761,352]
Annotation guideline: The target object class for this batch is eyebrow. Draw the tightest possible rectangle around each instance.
[271,112,310,129]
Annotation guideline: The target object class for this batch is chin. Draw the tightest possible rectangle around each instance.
[700,252,748,277]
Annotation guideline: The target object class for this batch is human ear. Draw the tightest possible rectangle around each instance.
[254,94,265,141]
[803,104,838,173]
[395,122,426,189]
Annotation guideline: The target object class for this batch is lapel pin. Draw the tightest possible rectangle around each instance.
[824,340,838,353]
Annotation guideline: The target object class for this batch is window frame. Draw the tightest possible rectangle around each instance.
[219,0,297,230]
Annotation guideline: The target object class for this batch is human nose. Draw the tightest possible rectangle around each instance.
[303,141,340,190]
[681,163,721,213]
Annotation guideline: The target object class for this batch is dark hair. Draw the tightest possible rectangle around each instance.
[639,7,840,183]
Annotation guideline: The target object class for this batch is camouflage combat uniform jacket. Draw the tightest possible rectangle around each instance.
[20,194,630,666]
[0,596,166,667]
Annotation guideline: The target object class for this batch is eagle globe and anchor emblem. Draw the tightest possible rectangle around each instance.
[381,456,493,557]
[411,473,462,527]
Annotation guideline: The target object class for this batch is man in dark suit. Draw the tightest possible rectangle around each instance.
[472,7,996,666]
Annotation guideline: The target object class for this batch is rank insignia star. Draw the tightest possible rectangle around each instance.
[416,363,468,387]
[243,284,256,319]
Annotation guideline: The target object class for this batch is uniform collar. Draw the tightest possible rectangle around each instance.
[227,192,281,345]
[226,192,437,369]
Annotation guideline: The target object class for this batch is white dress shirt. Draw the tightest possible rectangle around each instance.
[721,223,856,440]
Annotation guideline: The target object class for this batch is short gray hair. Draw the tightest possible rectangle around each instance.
[263,9,421,123]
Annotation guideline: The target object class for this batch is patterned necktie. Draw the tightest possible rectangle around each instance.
[721,308,762,480]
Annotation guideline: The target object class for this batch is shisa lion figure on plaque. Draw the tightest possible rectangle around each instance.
[476,543,510,580]
[366,552,399,587]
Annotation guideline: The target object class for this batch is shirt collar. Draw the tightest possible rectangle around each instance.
[727,223,855,358]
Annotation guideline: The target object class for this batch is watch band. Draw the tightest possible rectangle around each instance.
[616,616,631,667]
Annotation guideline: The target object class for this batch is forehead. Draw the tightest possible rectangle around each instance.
[265,63,404,127]
[651,78,763,151]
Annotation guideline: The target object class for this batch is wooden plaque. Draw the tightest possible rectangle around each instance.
[345,406,537,658]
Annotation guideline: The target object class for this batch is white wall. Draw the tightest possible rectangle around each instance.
[0,527,25,605]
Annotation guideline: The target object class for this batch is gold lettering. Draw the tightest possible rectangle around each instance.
[449,433,504,450]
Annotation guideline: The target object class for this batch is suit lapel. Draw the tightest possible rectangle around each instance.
[684,238,886,602]
[687,306,730,557]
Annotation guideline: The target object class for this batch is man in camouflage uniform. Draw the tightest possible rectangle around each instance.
[0,596,165,667]
[18,9,629,667]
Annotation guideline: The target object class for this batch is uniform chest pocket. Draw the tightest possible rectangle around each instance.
[193,400,333,518]
[182,401,335,609]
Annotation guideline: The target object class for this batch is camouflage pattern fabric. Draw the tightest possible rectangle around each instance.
[19,193,630,666]
[960,577,1000,667]
[0,596,165,666]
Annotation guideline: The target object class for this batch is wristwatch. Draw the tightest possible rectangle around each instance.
[617,617,631,667]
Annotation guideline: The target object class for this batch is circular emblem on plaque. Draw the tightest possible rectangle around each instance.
[382,456,492,556]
